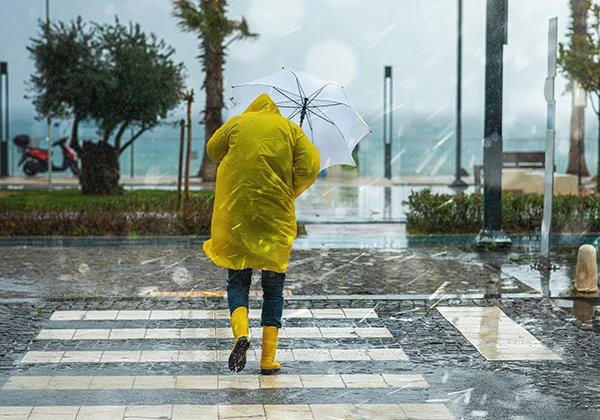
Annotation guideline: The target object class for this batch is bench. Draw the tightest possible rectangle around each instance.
[474,151,547,186]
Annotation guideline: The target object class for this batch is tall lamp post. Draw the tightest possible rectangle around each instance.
[46,0,53,190]
[474,0,512,247]
[0,62,8,177]
[450,0,467,189]
[383,66,393,180]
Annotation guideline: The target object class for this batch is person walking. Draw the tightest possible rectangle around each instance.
[203,93,320,374]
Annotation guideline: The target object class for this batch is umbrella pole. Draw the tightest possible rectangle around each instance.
[299,98,309,127]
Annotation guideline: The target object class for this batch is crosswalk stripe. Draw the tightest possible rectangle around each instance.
[2,373,428,390]
[148,290,294,297]
[437,307,561,361]
[19,348,409,364]
[0,404,454,420]
[49,308,378,321]
[36,326,393,340]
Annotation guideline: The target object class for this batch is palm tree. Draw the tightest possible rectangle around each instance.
[173,0,257,182]
[567,0,589,177]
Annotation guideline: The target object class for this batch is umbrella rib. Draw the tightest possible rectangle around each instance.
[288,108,303,120]
[272,87,304,107]
[306,103,347,109]
[234,83,300,98]
[305,105,336,125]
[306,84,330,103]
[304,108,353,159]
[285,68,308,100]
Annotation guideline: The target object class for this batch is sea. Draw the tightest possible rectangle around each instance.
[5,115,599,179]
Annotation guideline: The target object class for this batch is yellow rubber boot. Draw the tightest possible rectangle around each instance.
[260,326,280,375]
[228,306,250,372]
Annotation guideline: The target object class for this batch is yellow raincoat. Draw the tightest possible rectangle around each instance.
[203,93,320,273]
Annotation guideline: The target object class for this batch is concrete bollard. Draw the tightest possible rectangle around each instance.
[575,245,598,293]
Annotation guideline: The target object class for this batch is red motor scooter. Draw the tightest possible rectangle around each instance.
[13,134,79,177]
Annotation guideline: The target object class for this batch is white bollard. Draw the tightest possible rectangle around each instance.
[575,245,598,293]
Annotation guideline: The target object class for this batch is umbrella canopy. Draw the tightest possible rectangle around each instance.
[228,67,371,170]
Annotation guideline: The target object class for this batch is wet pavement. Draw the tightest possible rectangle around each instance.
[3,177,600,418]
[0,244,542,299]
[1,297,600,419]
[0,240,600,419]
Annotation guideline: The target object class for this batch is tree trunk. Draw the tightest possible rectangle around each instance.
[567,0,589,176]
[197,38,224,182]
[79,141,120,195]
[70,116,81,153]
[597,112,600,192]
[568,105,589,175]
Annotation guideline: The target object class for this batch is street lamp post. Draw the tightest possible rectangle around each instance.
[450,0,468,189]
[46,0,53,190]
[0,62,8,177]
[383,66,393,180]
[474,0,512,247]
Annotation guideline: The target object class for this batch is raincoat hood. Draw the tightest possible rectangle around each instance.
[242,93,282,116]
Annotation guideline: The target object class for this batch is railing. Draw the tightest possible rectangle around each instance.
[6,136,598,177]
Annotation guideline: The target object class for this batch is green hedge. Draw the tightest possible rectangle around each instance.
[405,189,600,234]
[0,190,215,236]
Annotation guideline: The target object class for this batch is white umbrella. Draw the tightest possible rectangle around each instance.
[228,67,371,170]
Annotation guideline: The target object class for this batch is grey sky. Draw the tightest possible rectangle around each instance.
[0,0,579,139]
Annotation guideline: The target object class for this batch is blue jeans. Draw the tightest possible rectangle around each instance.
[227,269,286,328]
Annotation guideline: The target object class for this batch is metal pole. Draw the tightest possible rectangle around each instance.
[578,113,583,194]
[46,0,52,190]
[451,0,467,189]
[5,63,8,176]
[475,0,511,247]
[130,128,134,178]
[177,119,185,211]
[541,17,559,258]
[47,117,52,189]
[0,62,8,177]
[383,66,392,180]
[383,68,387,177]
[0,63,4,177]
[184,90,194,213]
[389,68,393,178]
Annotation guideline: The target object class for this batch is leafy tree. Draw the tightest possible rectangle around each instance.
[567,0,590,177]
[173,0,257,182]
[559,1,600,192]
[27,17,103,148]
[28,18,185,195]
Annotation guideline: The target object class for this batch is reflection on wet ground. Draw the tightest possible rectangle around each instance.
[295,179,476,223]
[497,249,585,298]
[573,300,595,329]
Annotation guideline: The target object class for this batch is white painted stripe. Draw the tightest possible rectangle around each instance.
[0,404,454,420]
[49,308,378,321]
[36,327,393,341]
[19,348,409,364]
[2,374,428,390]
[437,306,561,361]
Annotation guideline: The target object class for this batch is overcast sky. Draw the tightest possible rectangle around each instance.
[0,0,582,138]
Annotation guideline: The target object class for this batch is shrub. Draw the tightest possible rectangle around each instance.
[0,190,214,236]
[405,189,600,234]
